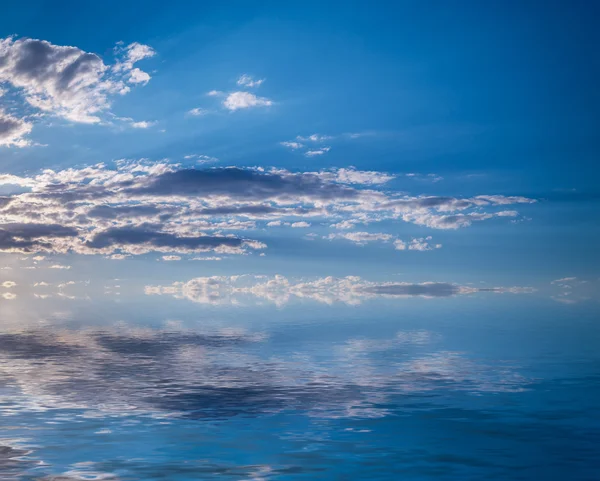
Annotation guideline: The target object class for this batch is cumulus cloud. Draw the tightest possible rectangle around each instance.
[394,236,442,251]
[0,161,536,257]
[223,91,273,111]
[0,36,154,127]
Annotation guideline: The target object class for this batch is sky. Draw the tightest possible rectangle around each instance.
[0,0,599,303]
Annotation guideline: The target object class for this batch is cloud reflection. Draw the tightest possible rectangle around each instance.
[146,275,535,306]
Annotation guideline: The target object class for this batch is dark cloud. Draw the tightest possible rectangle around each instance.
[0,111,32,147]
[129,168,359,201]
[0,223,78,251]
[87,204,165,219]
[84,225,244,252]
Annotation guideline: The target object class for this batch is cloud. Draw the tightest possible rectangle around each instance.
[84,225,258,256]
[161,255,181,261]
[318,167,394,185]
[550,276,598,304]
[187,107,208,116]
[296,134,333,142]
[291,221,310,228]
[0,161,536,257]
[280,141,303,150]
[327,231,393,245]
[0,223,78,252]
[0,36,154,125]
[0,110,33,147]
[113,41,155,72]
[223,92,273,111]
[130,120,156,129]
[128,67,151,84]
[405,173,443,183]
[305,147,331,157]
[183,153,219,164]
[236,74,265,88]
[394,236,442,251]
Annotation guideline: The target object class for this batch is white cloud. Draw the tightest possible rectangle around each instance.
[113,42,155,72]
[291,221,311,228]
[0,36,154,125]
[319,167,394,185]
[236,74,265,88]
[0,161,536,258]
[394,237,442,251]
[187,107,208,116]
[280,141,304,150]
[184,154,219,164]
[297,134,333,142]
[128,68,151,85]
[0,110,33,147]
[161,255,181,261]
[130,120,156,129]
[223,91,273,111]
[328,231,392,246]
[207,90,222,96]
[406,173,444,183]
[305,147,331,157]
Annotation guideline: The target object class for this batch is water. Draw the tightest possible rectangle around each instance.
[1,293,598,480]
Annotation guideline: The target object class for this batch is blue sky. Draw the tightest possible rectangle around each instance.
[0,0,599,302]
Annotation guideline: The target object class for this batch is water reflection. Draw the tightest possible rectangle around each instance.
[0,295,598,480]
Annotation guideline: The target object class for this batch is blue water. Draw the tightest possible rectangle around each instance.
[1,295,598,480]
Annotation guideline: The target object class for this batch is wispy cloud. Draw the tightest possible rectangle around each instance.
[236,74,265,88]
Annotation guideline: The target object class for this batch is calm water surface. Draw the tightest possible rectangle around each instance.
[1,294,598,480]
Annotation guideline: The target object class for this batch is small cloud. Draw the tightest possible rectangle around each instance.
[305,147,331,157]
[190,256,222,261]
[405,173,443,183]
[237,74,265,88]
[2,281,16,288]
[207,90,223,97]
[280,141,304,150]
[108,254,130,260]
[184,154,219,164]
[223,92,273,111]
[291,221,311,228]
[129,68,151,85]
[48,264,72,269]
[187,107,208,117]
[131,120,157,129]
[161,255,182,261]
[297,134,333,142]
